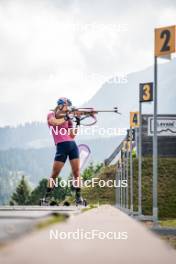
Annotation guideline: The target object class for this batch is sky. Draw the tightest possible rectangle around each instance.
[0,0,176,126]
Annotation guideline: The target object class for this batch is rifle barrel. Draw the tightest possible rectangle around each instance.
[58,108,121,115]
[92,110,121,114]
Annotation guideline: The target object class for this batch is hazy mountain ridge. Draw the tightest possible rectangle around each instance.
[83,58,176,128]
[0,59,176,149]
[0,122,51,150]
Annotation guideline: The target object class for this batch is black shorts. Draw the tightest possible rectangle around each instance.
[54,141,79,163]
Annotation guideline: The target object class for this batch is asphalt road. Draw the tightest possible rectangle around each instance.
[0,206,80,243]
[0,205,176,264]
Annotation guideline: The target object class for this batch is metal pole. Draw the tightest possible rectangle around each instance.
[123,153,126,208]
[116,163,120,207]
[115,165,118,206]
[153,56,158,222]
[138,103,142,215]
[136,128,139,158]
[130,128,133,212]
[122,150,126,209]
[120,161,123,208]
[122,159,124,208]
[126,149,129,209]
[118,168,120,207]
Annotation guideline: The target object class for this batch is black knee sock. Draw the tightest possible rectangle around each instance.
[75,187,81,199]
[45,187,54,197]
[46,187,53,192]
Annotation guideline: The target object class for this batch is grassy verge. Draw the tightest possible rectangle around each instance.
[159,219,176,228]
[81,204,98,213]
[82,165,116,205]
[132,157,176,218]
[82,157,176,219]
[36,213,68,230]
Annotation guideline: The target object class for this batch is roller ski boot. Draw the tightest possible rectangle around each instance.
[40,196,50,206]
[40,187,56,206]
[63,200,71,206]
[40,196,59,206]
[75,196,87,207]
[74,187,87,207]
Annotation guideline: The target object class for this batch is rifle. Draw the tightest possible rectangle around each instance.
[55,107,121,126]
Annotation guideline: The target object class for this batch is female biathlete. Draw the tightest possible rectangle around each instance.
[44,97,84,205]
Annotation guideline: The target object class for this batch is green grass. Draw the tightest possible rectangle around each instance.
[36,213,68,230]
[82,157,176,219]
[159,219,176,228]
[81,204,98,213]
[82,165,116,205]
[132,157,176,218]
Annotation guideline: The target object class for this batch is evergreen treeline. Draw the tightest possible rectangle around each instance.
[9,163,102,206]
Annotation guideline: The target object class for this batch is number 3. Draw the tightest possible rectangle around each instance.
[143,84,150,101]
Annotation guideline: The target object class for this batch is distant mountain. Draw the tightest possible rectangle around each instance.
[0,59,175,150]
[83,58,176,129]
[0,122,51,150]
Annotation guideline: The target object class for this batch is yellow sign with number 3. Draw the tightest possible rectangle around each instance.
[140,83,153,102]
[143,84,150,101]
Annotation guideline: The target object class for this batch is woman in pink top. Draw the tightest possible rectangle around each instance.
[45,97,83,205]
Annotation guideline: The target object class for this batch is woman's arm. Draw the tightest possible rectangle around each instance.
[48,116,65,126]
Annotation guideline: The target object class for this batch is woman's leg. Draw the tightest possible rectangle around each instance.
[48,161,65,188]
[69,158,83,203]
[48,142,67,189]
[69,158,80,188]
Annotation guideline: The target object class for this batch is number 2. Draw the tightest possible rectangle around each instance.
[160,30,170,52]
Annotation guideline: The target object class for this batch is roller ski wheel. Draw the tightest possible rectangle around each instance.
[63,201,71,206]
[40,197,50,206]
[75,197,87,207]
[83,199,88,207]
[50,200,59,206]
[40,197,59,206]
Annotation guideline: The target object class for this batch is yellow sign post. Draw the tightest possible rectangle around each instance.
[155,25,176,57]
[129,112,139,213]
[130,112,139,128]
[140,83,153,102]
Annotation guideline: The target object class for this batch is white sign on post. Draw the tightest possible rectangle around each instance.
[148,116,176,136]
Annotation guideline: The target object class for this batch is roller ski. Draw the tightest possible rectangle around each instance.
[73,187,87,207]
